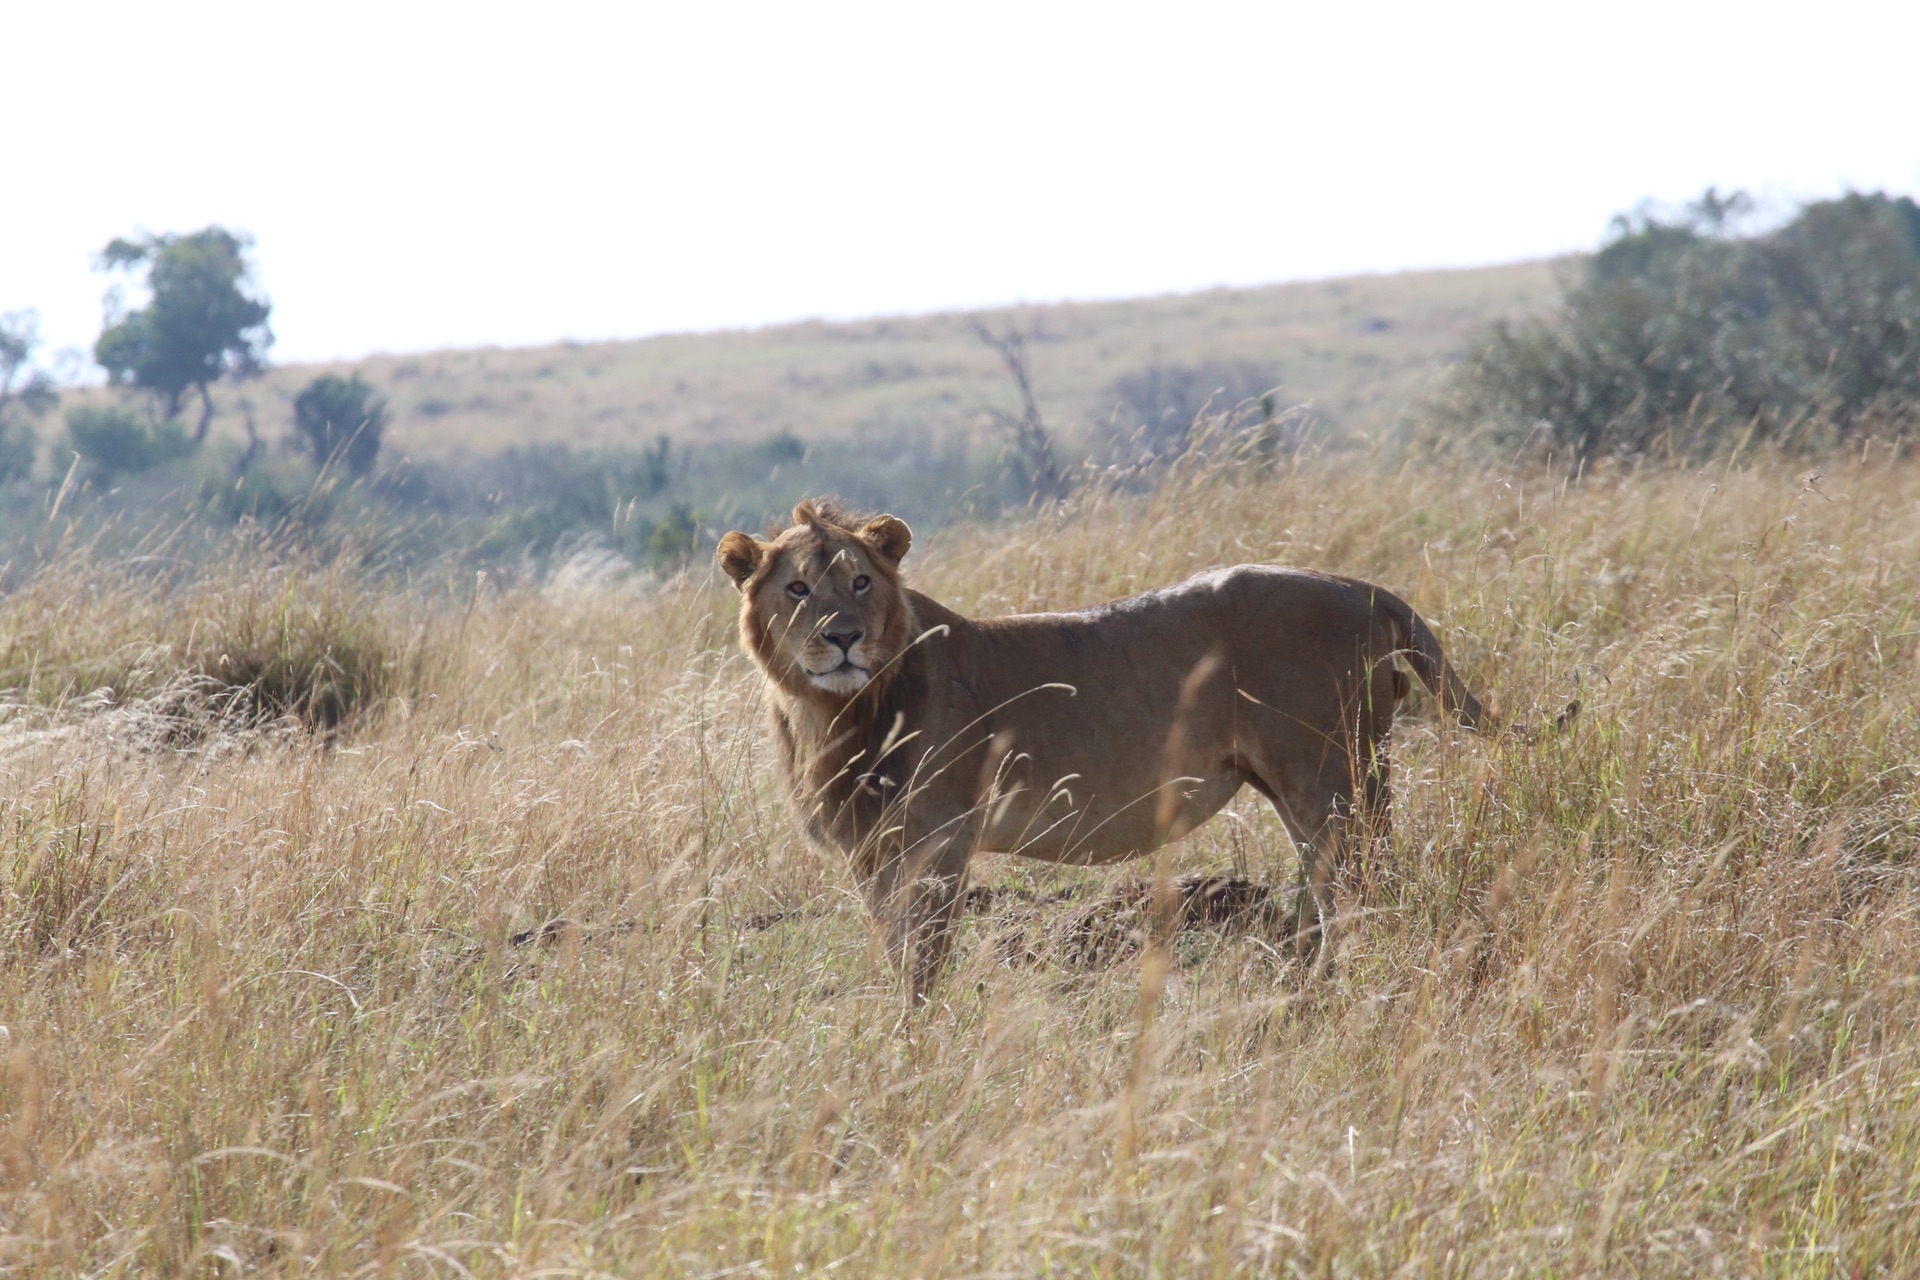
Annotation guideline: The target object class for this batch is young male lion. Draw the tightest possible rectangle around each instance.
[719,500,1510,1007]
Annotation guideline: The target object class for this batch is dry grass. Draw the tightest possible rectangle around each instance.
[3,448,1918,1276]
[0,538,424,734]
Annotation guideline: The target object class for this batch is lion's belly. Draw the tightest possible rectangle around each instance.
[974,765,1246,864]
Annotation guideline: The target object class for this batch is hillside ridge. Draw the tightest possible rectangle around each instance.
[156,259,1561,459]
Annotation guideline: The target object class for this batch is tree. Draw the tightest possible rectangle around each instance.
[1440,189,1920,466]
[0,310,58,481]
[969,317,1068,502]
[94,228,273,443]
[293,373,388,477]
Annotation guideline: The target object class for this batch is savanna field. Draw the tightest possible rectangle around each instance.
[3,448,1919,1277]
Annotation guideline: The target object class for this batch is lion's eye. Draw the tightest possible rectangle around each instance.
[852,575,871,592]
[786,581,810,599]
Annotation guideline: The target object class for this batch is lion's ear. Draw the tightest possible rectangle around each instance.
[859,514,912,564]
[717,532,767,589]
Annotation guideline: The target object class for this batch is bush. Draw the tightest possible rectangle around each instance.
[646,503,703,561]
[293,373,388,476]
[1439,190,1920,466]
[755,429,807,467]
[0,430,35,484]
[193,457,307,527]
[64,406,194,481]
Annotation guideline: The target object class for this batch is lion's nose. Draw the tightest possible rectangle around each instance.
[823,630,862,653]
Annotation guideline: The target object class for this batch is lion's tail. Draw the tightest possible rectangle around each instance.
[1376,589,1579,738]
[1375,589,1492,733]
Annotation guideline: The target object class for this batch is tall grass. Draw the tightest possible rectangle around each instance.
[0,534,424,733]
[1,448,1916,1275]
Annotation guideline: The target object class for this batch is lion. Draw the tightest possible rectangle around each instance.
[719,500,1539,1007]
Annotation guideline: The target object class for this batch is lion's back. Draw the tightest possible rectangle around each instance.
[943,562,1401,734]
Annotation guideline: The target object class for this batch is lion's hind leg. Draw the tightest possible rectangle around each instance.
[1360,662,1409,834]
[1239,767,1335,966]
[1244,734,1394,972]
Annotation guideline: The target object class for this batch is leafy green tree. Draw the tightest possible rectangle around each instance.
[94,228,273,443]
[0,310,58,481]
[293,373,388,476]
[1442,190,1920,466]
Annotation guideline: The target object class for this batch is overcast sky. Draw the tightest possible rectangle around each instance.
[6,0,1918,371]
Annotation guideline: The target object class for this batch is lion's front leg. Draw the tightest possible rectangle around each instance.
[861,820,977,1012]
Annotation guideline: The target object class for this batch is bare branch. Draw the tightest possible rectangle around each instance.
[970,316,1068,502]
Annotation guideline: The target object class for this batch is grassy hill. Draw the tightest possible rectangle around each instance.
[29,260,1559,564]
[201,259,1557,459]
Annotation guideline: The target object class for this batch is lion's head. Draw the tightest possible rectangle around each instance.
[717,500,916,705]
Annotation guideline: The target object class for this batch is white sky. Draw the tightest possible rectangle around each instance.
[6,0,1918,370]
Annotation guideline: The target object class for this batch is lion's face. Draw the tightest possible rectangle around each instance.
[718,504,915,703]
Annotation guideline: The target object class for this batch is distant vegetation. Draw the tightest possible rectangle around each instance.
[293,372,388,476]
[0,311,57,481]
[14,189,1920,573]
[50,259,1548,467]
[1100,359,1288,463]
[1440,190,1920,466]
[63,405,193,482]
[969,318,1069,502]
[0,423,1003,580]
[21,229,1444,571]
[92,228,272,443]
[17,227,282,494]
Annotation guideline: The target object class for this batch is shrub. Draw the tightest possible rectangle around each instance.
[64,406,194,481]
[1439,189,1920,466]
[755,429,807,467]
[0,430,35,485]
[293,373,388,476]
[193,457,307,527]
[646,503,703,562]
